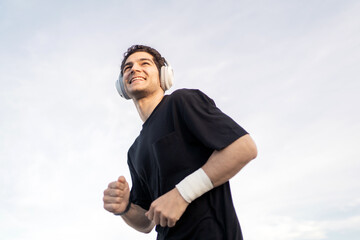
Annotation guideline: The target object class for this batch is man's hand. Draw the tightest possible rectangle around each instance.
[145,188,189,228]
[103,176,130,214]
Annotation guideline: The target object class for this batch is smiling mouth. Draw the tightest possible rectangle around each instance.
[129,76,145,84]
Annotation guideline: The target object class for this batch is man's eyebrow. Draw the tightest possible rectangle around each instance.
[124,58,155,67]
[139,58,155,64]
[124,62,132,68]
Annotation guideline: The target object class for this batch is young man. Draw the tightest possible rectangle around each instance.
[103,45,257,239]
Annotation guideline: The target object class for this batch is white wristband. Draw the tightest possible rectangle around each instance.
[175,168,214,203]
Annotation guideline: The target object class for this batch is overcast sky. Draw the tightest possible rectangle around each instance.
[1,0,359,239]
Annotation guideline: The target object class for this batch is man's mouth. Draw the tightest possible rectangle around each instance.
[129,76,145,84]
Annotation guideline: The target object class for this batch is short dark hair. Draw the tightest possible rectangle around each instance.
[120,45,166,76]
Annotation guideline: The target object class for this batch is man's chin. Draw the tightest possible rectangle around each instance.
[127,87,164,100]
[127,88,148,99]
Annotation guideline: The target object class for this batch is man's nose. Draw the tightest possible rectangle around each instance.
[130,63,141,73]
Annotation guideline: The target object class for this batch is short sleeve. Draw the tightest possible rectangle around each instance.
[173,89,248,150]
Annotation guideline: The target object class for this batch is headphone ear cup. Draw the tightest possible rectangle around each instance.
[115,74,131,99]
[160,65,174,91]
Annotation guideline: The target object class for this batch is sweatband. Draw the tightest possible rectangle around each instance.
[175,168,214,203]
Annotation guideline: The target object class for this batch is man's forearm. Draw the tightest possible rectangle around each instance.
[121,203,155,233]
[202,134,257,187]
[175,134,257,205]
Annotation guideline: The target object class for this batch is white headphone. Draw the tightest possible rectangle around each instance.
[115,60,174,100]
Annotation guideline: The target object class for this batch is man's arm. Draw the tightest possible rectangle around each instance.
[202,134,257,187]
[121,203,156,233]
[103,176,155,233]
[146,134,257,227]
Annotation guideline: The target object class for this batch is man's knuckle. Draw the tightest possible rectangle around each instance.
[104,204,112,211]
[154,209,160,215]
[110,203,119,211]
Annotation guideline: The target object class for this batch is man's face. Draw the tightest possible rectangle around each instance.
[122,51,162,99]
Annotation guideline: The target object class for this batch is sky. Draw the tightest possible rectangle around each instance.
[1,0,359,239]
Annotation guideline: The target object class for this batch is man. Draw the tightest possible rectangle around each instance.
[103,45,257,239]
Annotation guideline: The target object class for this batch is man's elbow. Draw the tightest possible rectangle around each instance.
[241,134,258,162]
[249,135,258,160]
[249,142,258,161]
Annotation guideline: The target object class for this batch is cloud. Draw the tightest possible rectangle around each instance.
[241,214,360,240]
[1,1,360,240]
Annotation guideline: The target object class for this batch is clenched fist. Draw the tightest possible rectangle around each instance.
[103,176,130,215]
[145,188,189,228]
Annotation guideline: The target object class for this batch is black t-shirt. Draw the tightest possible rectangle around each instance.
[127,89,248,240]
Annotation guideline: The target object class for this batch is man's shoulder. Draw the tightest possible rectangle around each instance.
[170,88,201,96]
[168,88,215,106]
[168,88,208,101]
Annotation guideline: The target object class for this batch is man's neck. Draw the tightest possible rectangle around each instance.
[133,91,165,122]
